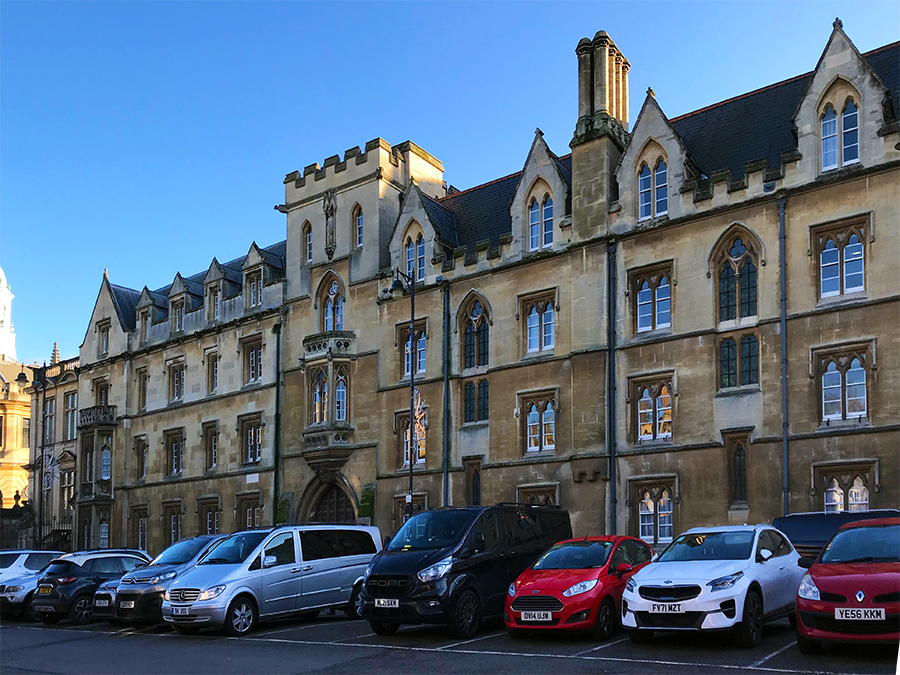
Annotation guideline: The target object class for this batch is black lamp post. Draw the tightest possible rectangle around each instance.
[391,269,417,521]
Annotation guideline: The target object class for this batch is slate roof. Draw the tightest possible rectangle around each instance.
[421,194,459,248]
[669,42,899,180]
[110,284,141,332]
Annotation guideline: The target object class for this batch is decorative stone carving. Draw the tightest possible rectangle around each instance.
[323,189,337,260]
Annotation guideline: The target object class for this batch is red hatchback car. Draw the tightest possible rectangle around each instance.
[796,517,900,652]
[505,536,653,640]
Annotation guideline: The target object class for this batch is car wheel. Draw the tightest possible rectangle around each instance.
[796,633,821,655]
[449,590,481,639]
[22,594,37,622]
[346,585,364,619]
[223,596,257,637]
[592,598,615,641]
[40,613,61,625]
[370,619,399,636]
[627,628,654,644]
[68,596,94,626]
[735,589,763,648]
[173,625,201,635]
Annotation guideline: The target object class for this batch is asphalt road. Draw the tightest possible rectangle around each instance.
[1,613,897,675]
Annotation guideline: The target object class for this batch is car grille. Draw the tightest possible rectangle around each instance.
[511,596,565,612]
[366,576,412,598]
[875,592,900,604]
[169,588,200,603]
[638,585,702,602]
[820,591,847,603]
[793,544,821,559]
[636,611,704,629]
[800,611,900,635]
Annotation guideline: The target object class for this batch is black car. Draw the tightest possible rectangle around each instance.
[358,503,571,638]
[32,549,151,625]
[773,509,900,558]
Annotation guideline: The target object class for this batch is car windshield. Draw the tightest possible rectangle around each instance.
[532,541,613,570]
[656,532,755,562]
[0,554,18,569]
[387,511,476,551]
[151,538,213,566]
[198,532,267,565]
[820,524,900,564]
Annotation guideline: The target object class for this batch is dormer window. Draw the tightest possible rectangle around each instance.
[822,100,860,171]
[171,300,184,333]
[208,287,220,321]
[98,322,110,357]
[139,310,149,344]
[247,271,262,308]
[638,160,667,221]
[405,235,425,282]
[528,196,554,251]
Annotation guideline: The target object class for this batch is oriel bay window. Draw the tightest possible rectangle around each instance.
[717,237,757,322]
[719,334,759,389]
[633,377,673,442]
[322,280,344,331]
[311,370,328,424]
[307,366,350,426]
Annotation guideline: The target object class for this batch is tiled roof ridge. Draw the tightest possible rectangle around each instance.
[438,168,522,201]
[670,41,900,124]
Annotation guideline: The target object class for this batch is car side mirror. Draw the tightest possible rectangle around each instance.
[263,555,278,568]
[472,532,485,554]
[758,548,773,562]
[797,556,814,569]
[615,563,632,578]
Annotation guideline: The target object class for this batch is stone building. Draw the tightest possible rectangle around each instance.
[65,21,898,553]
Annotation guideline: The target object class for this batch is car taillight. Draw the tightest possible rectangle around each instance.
[57,577,78,585]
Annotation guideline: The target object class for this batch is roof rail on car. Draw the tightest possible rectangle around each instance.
[492,502,561,509]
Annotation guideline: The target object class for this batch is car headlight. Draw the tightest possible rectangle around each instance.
[417,557,453,583]
[798,574,820,601]
[625,578,636,593]
[363,560,376,581]
[508,583,516,598]
[150,571,177,585]
[197,585,226,601]
[163,589,170,601]
[706,571,744,592]
[562,579,599,597]
[5,585,23,593]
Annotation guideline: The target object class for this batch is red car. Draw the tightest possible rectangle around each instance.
[796,517,900,653]
[504,536,653,640]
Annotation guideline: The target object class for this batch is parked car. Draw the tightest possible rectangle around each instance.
[31,549,151,625]
[0,564,56,621]
[622,525,806,647]
[116,535,227,624]
[505,535,653,640]
[162,524,382,636]
[358,503,572,639]
[92,579,120,622]
[795,517,900,653]
[0,550,63,585]
[773,509,899,558]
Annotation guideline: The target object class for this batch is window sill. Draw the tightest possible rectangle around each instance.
[818,416,870,432]
[521,349,555,362]
[715,385,761,398]
[165,472,183,480]
[815,292,867,309]
[397,464,427,475]
[460,420,489,430]
[634,438,674,449]
[241,461,261,468]
[523,449,556,459]
[728,502,750,512]
[631,327,672,344]
[242,380,264,389]
[717,316,758,332]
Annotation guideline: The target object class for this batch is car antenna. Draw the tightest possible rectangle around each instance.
[583,513,602,541]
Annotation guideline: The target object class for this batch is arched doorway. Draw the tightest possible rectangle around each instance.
[310,484,356,523]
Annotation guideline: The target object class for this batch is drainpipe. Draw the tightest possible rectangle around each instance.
[272,320,283,525]
[442,281,451,506]
[778,196,789,517]
[607,241,617,535]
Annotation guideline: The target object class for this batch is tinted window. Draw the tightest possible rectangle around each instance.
[300,531,340,561]
[44,561,78,576]
[91,558,121,574]
[24,553,53,570]
[768,531,791,557]
[121,557,143,572]
[504,511,540,548]
[469,512,501,551]
[657,531,755,562]
[537,511,572,544]
[387,511,476,552]
[0,554,19,569]
[265,533,296,566]
[625,540,653,564]
[199,532,268,565]
[609,543,628,569]
[533,541,612,570]
[337,530,377,556]
[152,538,210,566]
[821,524,900,564]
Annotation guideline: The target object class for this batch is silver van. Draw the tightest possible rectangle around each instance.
[162,524,381,636]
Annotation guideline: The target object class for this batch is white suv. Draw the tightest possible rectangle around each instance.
[622,525,805,647]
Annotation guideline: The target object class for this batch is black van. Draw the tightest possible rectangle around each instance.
[358,503,571,638]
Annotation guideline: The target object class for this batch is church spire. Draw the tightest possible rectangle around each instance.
[51,342,60,365]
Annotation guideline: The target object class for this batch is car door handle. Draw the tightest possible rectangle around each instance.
[292,565,313,573]
[779,566,785,571]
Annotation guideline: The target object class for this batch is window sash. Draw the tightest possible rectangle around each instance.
[526,406,540,451]
[657,493,674,542]
[170,439,183,474]
[655,163,668,215]
[416,334,427,373]
[822,109,838,170]
[720,339,737,389]
[526,310,539,352]
[541,306,554,350]
[820,243,841,297]
[656,388,672,439]
[719,265,737,321]
[245,423,262,463]
[542,199,553,247]
[356,212,364,247]
[464,383,476,423]
[843,237,864,293]
[529,202,540,250]
[477,381,489,421]
[406,240,415,280]
[638,167,652,220]
[655,279,671,328]
[101,449,111,480]
[306,230,312,262]
[822,366,843,420]
[739,260,757,318]
[637,284,653,332]
[846,361,867,418]
[335,380,347,421]
[542,407,555,450]
[416,237,425,281]
[842,104,859,165]
[638,392,654,441]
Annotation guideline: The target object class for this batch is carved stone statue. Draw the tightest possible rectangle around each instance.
[323,189,337,260]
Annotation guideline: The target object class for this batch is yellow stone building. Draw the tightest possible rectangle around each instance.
[50,21,898,554]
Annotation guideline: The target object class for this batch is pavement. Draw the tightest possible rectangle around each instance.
[1,612,897,674]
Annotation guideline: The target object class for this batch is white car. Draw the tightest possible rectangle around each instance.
[0,550,62,585]
[621,525,805,647]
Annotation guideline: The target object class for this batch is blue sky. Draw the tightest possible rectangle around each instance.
[2,1,897,366]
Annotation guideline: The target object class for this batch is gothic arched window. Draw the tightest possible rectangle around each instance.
[322,280,343,332]
[462,299,489,368]
[718,237,757,322]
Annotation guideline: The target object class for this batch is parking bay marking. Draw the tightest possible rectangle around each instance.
[436,631,505,650]
[572,636,628,656]
[749,642,796,668]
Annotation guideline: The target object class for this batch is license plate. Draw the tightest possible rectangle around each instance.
[521,611,552,621]
[172,607,190,616]
[836,607,885,620]
[38,587,51,595]
[650,603,683,613]
[94,599,109,607]
[375,598,399,608]
[120,601,134,609]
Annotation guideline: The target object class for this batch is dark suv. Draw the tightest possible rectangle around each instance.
[32,549,151,625]
[358,504,571,638]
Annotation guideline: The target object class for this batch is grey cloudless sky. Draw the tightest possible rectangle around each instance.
[2,1,898,366]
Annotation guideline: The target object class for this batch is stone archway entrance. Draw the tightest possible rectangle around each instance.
[310,484,356,523]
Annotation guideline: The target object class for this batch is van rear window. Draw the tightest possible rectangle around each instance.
[337,530,376,556]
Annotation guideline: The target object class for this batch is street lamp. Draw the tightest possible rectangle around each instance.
[391,269,418,521]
